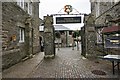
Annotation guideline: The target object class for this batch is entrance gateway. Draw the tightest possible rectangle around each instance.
[43,5,85,58]
[43,14,83,58]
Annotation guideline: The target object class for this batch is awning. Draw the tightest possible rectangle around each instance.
[102,26,120,33]
[39,25,71,31]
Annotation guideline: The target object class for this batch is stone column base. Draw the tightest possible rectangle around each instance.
[85,53,98,59]
[44,54,55,59]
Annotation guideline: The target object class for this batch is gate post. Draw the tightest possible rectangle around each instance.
[85,14,96,57]
[82,14,96,58]
[43,15,55,58]
[81,27,86,57]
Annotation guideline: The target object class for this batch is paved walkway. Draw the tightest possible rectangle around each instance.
[2,52,44,78]
[2,46,120,79]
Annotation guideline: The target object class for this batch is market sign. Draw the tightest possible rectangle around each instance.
[56,16,81,24]
[105,35,120,48]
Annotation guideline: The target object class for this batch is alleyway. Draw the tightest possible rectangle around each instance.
[2,45,120,79]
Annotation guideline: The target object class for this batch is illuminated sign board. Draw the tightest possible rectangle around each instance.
[56,16,81,24]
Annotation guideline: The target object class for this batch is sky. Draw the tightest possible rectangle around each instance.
[39,0,91,30]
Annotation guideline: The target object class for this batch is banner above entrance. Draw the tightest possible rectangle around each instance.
[56,16,81,24]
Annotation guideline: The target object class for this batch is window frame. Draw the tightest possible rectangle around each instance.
[95,2,100,17]
[17,0,25,9]
[19,27,25,43]
[27,2,32,15]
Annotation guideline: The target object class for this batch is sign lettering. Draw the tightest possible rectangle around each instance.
[56,16,81,24]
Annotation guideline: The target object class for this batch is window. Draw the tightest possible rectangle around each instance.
[17,0,24,9]
[95,2,100,17]
[114,0,119,3]
[28,2,32,15]
[19,27,25,42]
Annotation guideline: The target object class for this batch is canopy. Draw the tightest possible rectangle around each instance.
[102,26,120,34]
[39,25,71,31]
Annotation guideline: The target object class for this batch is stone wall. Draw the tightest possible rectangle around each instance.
[2,2,28,69]
[95,2,120,25]
[32,2,40,54]
[91,1,120,55]
[2,2,40,69]
[82,14,97,57]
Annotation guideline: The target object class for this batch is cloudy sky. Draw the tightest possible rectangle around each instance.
[39,0,91,30]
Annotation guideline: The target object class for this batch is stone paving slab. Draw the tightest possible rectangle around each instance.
[27,47,120,78]
[2,47,120,79]
[2,52,44,78]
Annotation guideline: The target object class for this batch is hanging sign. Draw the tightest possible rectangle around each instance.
[56,16,81,24]
[64,5,72,14]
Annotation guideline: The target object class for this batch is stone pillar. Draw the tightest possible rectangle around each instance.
[85,15,97,57]
[44,15,55,58]
[82,14,97,57]
[66,31,69,47]
[25,17,33,58]
[81,27,86,57]
[86,27,96,57]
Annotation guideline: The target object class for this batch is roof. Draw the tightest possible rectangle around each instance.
[39,25,71,31]
[102,26,120,34]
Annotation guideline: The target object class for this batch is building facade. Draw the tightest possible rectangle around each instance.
[90,0,120,54]
[2,0,40,69]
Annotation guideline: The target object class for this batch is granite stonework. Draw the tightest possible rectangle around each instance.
[81,14,97,57]
[94,2,120,26]
[2,2,27,69]
[43,15,55,58]
[2,1,40,69]
[90,1,120,55]
[32,2,41,54]
[80,1,120,57]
